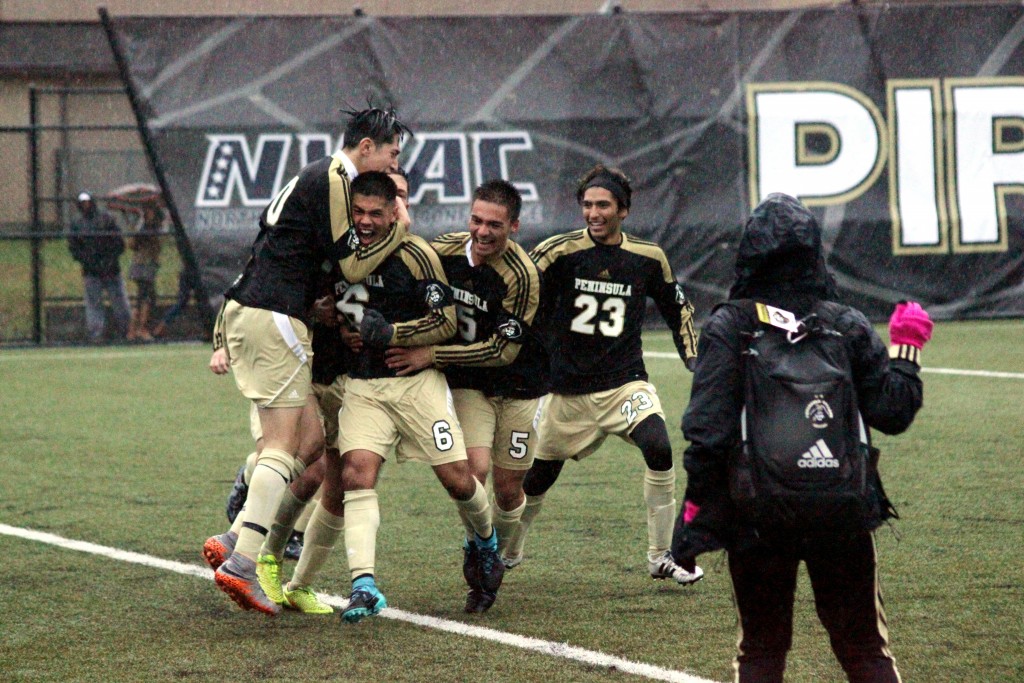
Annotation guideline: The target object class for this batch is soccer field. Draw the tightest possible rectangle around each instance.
[2,322,1022,682]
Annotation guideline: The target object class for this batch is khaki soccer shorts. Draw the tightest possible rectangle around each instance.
[535,380,664,461]
[248,377,341,445]
[338,369,467,466]
[452,389,543,471]
[224,300,312,408]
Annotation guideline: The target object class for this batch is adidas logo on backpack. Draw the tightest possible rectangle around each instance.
[797,439,839,468]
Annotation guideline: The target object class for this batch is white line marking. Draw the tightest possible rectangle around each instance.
[0,523,720,683]
[4,345,1020,380]
[919,367,1024,379]
[642,351,1024,379]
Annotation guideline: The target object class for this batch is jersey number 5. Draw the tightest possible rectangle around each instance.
[570,294,626,337]
[456,304,477,341]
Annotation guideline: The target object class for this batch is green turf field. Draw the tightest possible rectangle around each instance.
[2,323,1022,682]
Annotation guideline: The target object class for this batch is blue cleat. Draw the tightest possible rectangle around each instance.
[342,576,387,623]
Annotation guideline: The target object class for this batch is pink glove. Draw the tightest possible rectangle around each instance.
[683,500,701,524]
[889,301,933,349]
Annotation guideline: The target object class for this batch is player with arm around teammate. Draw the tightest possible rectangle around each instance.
[328,171,505,622]
[266,169,415,613]
[506,164,703,586]
[385,179,546,612]
[210,107,411,615]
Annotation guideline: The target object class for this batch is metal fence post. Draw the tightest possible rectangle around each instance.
[29,86,42,344]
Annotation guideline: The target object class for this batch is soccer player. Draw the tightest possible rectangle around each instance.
[202,292,343,614]
[265,167,417,613]
[210,107,412,615]
[384,179,546,612]
[506,164,704,585]
[328,171,504,623]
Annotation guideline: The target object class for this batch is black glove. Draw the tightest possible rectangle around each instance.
[684,356,697,373]
[360,309,394,347]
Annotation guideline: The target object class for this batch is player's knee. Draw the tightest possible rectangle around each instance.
[523,459,563,497]
[632,416,673,471]
[492,470,526,509]
[435,462,477,501]
[296,429,326,465]
[257,447,302,483]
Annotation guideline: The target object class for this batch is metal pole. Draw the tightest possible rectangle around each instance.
[99,7,216,335]
[57,87,69,230]
[29,87,43,344]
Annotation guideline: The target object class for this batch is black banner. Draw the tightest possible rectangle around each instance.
[105,7,1024,321]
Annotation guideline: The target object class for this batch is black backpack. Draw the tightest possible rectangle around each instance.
[727,300,890,538]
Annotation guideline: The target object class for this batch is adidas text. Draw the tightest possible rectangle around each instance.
[797,439,839,468]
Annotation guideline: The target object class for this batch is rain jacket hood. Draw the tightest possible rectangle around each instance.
[728,193,837,314]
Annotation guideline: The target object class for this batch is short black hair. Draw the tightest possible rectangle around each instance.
[351,171,398,203]
[576,164,632,210]
[473,179,522,223]
[388,166,408,180]
[341,106,413,150]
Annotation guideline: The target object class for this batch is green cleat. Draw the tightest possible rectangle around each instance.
[284,585,333,614]
[255,554,286,605]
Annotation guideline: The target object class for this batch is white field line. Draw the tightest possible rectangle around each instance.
[0,523,720,683]
[3,347,1022,380]
[642,351,1024,379]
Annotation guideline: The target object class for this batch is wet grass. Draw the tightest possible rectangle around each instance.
[2,324,1022,682]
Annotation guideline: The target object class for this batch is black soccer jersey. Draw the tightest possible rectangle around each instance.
[310,265,348,386]
[335,234,457,380]
[311,322,347,386]
[530,228,697,395]
[431,233,548,399]
[225,153,406,321]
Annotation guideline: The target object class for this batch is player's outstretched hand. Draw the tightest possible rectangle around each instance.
[360,309,394,347]
[889,301,933,349]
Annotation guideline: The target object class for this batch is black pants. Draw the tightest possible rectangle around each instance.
[728,532,901,683]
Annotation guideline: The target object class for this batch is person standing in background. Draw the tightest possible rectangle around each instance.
[68,191,132,343]
[127,204,164,342]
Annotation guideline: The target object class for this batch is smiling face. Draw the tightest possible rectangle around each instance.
[469,199,518,265]
[351,192,396,246]
[580,187,627,244]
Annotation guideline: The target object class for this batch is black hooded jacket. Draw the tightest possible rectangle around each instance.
[674,194,923,558]
[68,201,125,277]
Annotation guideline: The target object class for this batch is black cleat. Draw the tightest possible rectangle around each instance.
[475,533,505,594]
[462,539,481,589]
[225,464,248,523]
[283,530,304,560]
[464,588,497,613]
